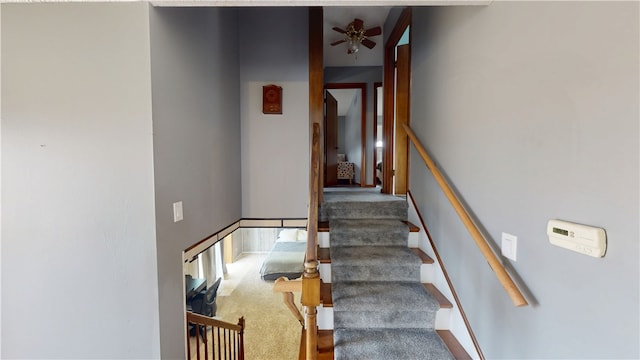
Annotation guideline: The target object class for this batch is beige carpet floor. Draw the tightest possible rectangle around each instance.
[215,253,302,360]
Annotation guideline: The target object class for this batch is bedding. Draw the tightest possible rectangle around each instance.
[259,229,307,281]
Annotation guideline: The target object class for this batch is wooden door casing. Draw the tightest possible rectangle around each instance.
[394,44,410,195]
[325,91,338,187]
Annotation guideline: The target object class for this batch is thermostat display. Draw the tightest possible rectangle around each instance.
[552,227,569,236]
[547,219,606,258]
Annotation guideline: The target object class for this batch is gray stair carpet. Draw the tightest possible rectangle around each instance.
[326,190,454,360]
[320,190,408,222]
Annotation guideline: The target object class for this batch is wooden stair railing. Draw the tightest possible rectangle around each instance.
[304,7,324,358]
[301,122,321,360]
[186,312,245,360]
[403,123,529,307]
[273,277,304,326]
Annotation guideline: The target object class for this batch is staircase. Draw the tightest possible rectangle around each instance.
[312,188,470,360]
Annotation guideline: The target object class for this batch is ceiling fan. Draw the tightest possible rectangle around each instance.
[331,18,382,55]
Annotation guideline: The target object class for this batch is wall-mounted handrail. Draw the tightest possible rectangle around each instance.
[404,124,528,307]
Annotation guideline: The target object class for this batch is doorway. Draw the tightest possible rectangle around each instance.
[324,83,367,187]
[382,8,411,195]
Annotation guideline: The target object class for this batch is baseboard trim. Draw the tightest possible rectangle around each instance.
[407,190,484,360]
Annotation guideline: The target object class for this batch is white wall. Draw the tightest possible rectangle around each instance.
[240,8,309,218]
[1,3,160,358]
[149,7,241,359]
[410,3,639,358]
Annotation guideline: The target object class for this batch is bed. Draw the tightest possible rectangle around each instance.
[259,229,308,281]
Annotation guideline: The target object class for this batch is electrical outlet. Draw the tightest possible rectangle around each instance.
[501,232,517,261]
[173,201,184,222]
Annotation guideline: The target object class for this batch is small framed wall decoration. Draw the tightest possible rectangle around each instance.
[262,84,282,114]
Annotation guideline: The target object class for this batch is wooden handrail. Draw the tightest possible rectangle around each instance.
[186,312,245,360]
[304,7,323,358]
[273,277,304,326]
[403,124,528,307]
[301,122,321,360]
[306,123,320,265]
[186,312,244,333]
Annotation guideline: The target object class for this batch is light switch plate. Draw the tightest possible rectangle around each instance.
[501,232,517,261]
[173,201,183,222]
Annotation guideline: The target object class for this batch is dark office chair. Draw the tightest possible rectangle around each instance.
[188,277,222,338]
[192,277,221,316]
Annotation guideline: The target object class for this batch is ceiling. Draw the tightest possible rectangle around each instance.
[323,7,392,67]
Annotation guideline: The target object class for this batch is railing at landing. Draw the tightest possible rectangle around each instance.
[186,312,245,360]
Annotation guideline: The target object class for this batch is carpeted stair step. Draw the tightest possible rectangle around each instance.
[320,191,408,221]
[299,330,469,360]
[332,281,439,329]
[329,219,409,247]
[333,328,455,360]
[331,246,421,282]
[317,220,421,233]
[318,246,435,266]
[323,189,456,359]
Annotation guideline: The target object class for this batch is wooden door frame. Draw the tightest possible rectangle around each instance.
[324,90,339,187]
[324,82,367,187]
[394,44,410,195]
[382,7,412,194]
[373,81,382,186]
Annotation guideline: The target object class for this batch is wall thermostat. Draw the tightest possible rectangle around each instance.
[547,219,606,258]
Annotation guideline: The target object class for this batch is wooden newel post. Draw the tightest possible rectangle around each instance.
[302,260,320,360]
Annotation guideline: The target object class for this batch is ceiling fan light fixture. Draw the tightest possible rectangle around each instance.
[348,38,360,54]
[331,18,382,56]
[345,22,364,55]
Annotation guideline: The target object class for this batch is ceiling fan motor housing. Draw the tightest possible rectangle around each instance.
[331,18,382,54]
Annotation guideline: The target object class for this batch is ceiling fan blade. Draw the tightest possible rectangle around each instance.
[331,39,347,46]
[361,38,376,49]
[332,26,347,34]
[353,18,364,31]
[364,26,382,37]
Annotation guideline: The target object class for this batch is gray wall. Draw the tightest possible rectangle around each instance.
[337,115,346,154]
[150,7,241,359]
[325,66,382,186]
[344,91,363,184]
[239,8,309,218]
[410,3,639,359]
[1,3,160,358]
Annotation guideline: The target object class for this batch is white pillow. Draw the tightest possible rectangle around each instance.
[279,228,298,242]
[296,230,308,242]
